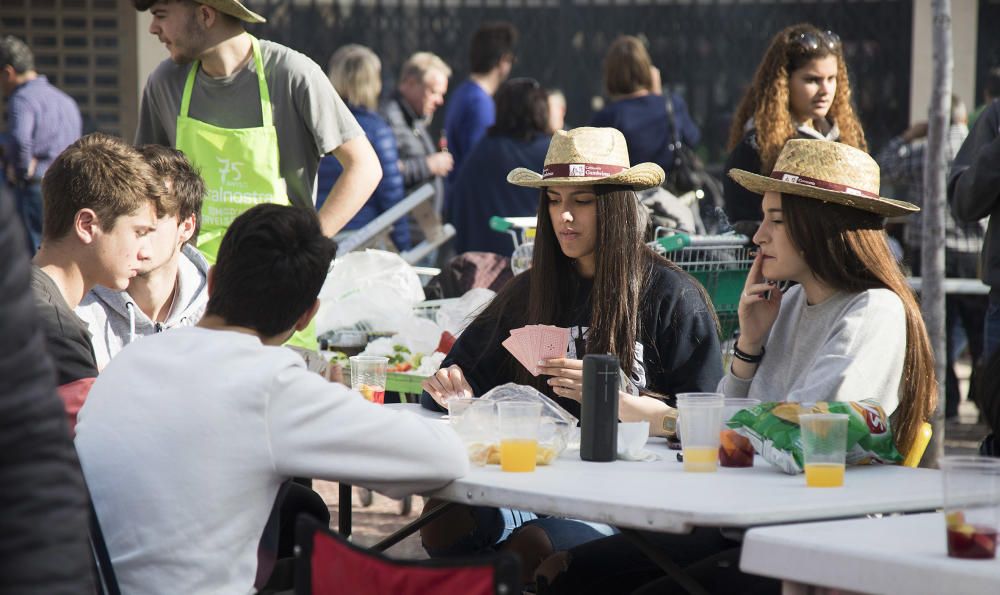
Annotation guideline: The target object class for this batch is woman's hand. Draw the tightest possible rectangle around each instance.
[422,364,473,408]
[737,250,783,351]
[538,358,584,402]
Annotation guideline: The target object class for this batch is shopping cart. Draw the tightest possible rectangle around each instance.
[489,216,536,275]
[651,232,753,344]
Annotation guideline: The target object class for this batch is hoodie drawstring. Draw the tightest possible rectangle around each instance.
[125,302,137,345]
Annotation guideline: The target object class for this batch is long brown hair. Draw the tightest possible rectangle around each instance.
[782,194,937,455]
[727,23,867,173]
[471,186,708,393]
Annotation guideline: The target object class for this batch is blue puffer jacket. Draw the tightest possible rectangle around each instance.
[317,106,410,250]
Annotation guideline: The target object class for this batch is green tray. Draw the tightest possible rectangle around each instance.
[386,371,427,395]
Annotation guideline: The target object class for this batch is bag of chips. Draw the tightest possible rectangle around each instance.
[727,400,903,474]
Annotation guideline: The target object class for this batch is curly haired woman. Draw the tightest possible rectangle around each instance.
[723,23,867,226]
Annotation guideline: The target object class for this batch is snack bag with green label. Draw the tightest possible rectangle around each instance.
[727,400,903,474]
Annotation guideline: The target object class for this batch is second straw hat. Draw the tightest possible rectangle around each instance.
[728,139,918,217]
[507,127,664,190]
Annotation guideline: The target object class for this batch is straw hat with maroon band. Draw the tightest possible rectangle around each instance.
[507,127,665,190]
[196,0,266,23]
[728,139,919,217]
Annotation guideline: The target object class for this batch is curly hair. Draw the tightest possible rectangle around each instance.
[727,23,867,173]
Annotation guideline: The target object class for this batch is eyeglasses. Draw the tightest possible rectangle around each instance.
[789,29,841,53]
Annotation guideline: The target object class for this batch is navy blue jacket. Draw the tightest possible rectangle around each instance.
[590,93,700,174]
[317,106,410,249]
[448,133,550,255]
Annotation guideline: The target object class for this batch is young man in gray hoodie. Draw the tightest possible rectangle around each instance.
[77,145,209,369]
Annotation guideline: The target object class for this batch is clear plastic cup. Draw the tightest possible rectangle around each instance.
[447,398,496,466]
[349,355,388,404]
[497,401,542,472]
[941,456,1000,559]
[677,393,725,472]
[799,413,848,487]
[719,398,760,468]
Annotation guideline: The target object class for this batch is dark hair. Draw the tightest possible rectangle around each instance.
[0,35,34,73]
[41,133,165,241]
[488,78,550,141]
[781,193,937,455]
[471,186,715,394]
[603,35,653,98]
[137,145,206,238]
[984,67,1000,100]
[205,204,338,338]
[727,23,866,173]
[469,22,518,74]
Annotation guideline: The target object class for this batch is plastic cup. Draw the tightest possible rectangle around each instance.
[349,356,388,404]
[497,402,542,472]
[941,456,1000,559]
[719,398,760,468]
[447,398,496,466]
[800,413,848,487]
[677,393,725,472]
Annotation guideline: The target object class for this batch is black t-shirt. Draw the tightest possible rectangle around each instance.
[30,266,98,386]
[422,260,723,418]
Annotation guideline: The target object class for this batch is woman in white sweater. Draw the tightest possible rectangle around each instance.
[720,138,936,456]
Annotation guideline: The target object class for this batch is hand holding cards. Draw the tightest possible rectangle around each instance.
[502,325,571,376]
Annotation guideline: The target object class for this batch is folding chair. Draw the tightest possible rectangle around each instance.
[294,515,520,595]
[88,497,120,595]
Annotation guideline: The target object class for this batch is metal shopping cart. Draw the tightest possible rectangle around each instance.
[651,232,753,345]
[489,216,536,275]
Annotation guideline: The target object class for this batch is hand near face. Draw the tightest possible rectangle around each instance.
[539,357,584,402]
[738,251,783,347]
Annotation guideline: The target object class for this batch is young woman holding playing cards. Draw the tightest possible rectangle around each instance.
[530,139,939,595]
[418,127,722,583]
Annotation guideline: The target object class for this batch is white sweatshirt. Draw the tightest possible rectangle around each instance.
[75,327,468,595]
[718,286,906,414]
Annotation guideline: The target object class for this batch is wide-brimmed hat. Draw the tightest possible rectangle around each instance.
[728,139,918,217]
[507,127,665,190]
[197,0,266,23]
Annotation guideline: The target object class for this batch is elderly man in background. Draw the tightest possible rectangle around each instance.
[0,34,82,254]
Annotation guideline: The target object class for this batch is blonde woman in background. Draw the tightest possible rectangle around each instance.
[316,44,410,249]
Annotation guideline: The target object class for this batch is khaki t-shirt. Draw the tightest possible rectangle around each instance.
[136,39,363,209]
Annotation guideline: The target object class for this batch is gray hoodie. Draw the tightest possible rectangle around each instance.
[76,244,210,369]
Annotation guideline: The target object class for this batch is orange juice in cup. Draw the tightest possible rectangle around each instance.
[349,356,388,405]
[804,462,845,487]
[497,402,542,473]
[500,439,538,472]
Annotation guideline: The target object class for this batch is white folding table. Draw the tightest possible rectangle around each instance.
[741,512,1000,595]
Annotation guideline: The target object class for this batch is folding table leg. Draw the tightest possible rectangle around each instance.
[338,483,352,538]
[370,500,455,552]
[618,528,710,595]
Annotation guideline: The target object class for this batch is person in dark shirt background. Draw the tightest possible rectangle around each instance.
[0,34,82,254]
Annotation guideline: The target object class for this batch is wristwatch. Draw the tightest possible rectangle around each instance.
[660,408,678,438]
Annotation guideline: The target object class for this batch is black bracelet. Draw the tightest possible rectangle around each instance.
[732,343,765,364]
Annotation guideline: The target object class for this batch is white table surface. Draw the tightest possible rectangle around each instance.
[394,395,943,534]
[741,512,1000,595]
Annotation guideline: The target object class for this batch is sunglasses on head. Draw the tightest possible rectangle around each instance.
[789,29,841,52]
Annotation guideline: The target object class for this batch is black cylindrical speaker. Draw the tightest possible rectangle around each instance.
[580,354,619,462]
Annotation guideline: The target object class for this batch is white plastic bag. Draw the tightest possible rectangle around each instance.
[316,250,425,334]
[435,288,496,336]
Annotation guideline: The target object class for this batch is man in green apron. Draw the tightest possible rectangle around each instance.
[133,0,382,349]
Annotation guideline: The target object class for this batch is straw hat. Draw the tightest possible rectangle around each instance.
[728,139,918,217]
[507,127,665,190]
[196,0,266,24]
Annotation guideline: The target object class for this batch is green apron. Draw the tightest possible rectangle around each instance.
[175,36,315,350]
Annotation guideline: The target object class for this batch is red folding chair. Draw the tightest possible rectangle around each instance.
[294,515,520,595]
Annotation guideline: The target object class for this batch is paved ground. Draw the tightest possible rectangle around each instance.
[314,358,991,561]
